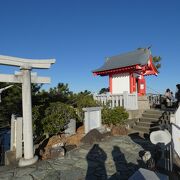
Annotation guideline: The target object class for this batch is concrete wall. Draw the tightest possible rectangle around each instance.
[112,73,130,94]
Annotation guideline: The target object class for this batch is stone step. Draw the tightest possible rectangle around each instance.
[142,113,162,119]
[129,108,164,136]
[139,117,160,123]
[144,109,163,115]
[132,125,160,134]
[128,129,149,138]
[135,121,159,128]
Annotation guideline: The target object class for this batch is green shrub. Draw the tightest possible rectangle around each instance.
[32,105,45,136]
[72,92,100,121]
[42,102,77,134]
[102,107,129,126]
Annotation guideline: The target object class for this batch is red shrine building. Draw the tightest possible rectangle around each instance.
[93,48,158,96]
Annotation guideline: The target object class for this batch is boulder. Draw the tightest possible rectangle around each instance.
[81,129,105,144]
[49,146,65,159]
[111,125,128,136]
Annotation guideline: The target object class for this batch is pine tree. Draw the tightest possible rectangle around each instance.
[152,56,161,71]
[137,47,161,72]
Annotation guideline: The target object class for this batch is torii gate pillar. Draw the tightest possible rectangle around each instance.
[0,55,56,167]
[20,66,36,166]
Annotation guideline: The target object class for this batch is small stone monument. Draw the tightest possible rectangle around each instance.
[65,119,76,136]
[82,107,102,134]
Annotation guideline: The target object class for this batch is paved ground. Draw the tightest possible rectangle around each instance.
[0,135,156,180]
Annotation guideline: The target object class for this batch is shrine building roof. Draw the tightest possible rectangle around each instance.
[93,48,151,74]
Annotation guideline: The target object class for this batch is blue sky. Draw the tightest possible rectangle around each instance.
[0,0,179,94]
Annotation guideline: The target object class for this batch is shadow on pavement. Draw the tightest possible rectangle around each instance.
[109,146,138,180]
[85,144,139,180]
[86,144,107,180]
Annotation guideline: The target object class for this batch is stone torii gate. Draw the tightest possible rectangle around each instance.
[0,55,55,167]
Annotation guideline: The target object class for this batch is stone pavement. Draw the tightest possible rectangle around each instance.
[0,135,156,180]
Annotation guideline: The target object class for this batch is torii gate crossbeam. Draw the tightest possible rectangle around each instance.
[0,55,55,69]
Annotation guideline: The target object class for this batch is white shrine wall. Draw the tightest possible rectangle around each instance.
[112,73,130,94]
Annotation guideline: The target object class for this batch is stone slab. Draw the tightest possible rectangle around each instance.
[129,168,169,180]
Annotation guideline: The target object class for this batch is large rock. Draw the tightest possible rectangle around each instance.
[111,125,128,136]
[40,135,66,160]
[49,146,65,159]
[38,126,85,160]
[81,129,105,144]
[76,125,85,134]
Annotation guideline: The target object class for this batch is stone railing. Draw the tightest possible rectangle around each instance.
[93,91,138,110]
[146,93,163,107]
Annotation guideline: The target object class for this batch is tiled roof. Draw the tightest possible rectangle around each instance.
[93,48,151,73]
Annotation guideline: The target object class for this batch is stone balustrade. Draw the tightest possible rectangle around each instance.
[94,91,138,110]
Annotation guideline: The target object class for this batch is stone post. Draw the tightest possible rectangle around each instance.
[10,114,16,151]
[137,96,150,110]
[134,92,138,110]
[123,91,128,109]
[16,117,23,159]
[19,67,38,167]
